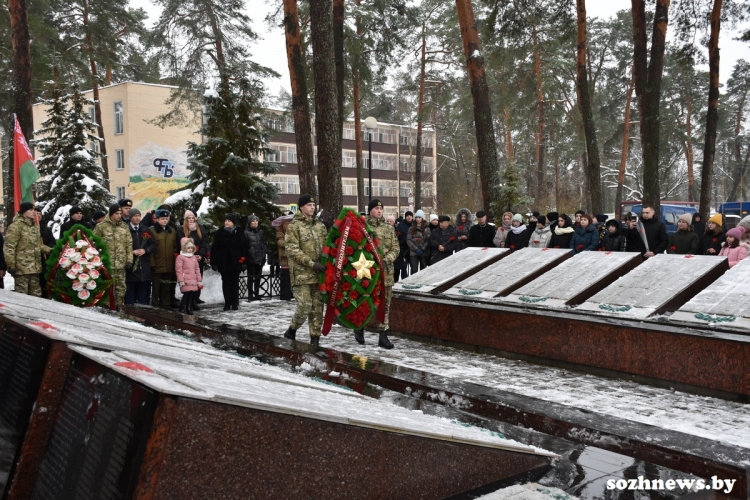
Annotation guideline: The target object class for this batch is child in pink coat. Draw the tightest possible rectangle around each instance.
[176,237,203,314]
[719,227,748,268]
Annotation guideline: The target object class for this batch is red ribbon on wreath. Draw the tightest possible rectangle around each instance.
[322,217,353,335]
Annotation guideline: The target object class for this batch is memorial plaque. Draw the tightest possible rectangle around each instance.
[576,254,729,319]
[671,258,750,330]
[393,247,508,294]
[503,251,642,308]
[444,248,572,299]
[32,353,155,500]
[0,325,50,495]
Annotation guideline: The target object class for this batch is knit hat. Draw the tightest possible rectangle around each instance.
[368,199,383,212]
[596,214,607,223]
[298,194,315,207]
[429,214,438,222]
[118,198,133,208]
[19,202,33,213]
[531,211,540,218]
[225,213,239,226]
[180,237,190,247]
[438,215,450,222]
[414,209,425,219]
[678,213,693,226]
[247,214,259,224]
[546,212,559,223]
[476,210,487,218]
[405,211,414,218]
[92,210,106,221]
[708,213,723,226]
[129,208,141,217]
[727,227,745,240]
[108,203,122,216]
[184,210,195,219]
[155,209,170,218]
[536,215,546,226]
[69,206,83,216]
[512,213,524,223]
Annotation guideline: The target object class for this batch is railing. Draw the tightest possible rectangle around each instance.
[239,273,281,300]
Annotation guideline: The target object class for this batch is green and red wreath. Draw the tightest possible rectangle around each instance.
[45,224,115,308]
[318,208,387,334]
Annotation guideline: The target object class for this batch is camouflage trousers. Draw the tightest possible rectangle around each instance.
[375,286,393,331]
[290,284,323,338]
[14,274,42,297]
[110,269,127,307]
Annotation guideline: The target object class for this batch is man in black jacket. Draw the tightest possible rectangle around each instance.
[395,211,413,280]
[244,214,267,301]
[429,215,459,263]
[468,210,496,247]
[59,206,89,236]
[125,209,157,305]
[638,205,669,258]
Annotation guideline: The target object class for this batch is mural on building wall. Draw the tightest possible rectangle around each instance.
[128,143,191,211]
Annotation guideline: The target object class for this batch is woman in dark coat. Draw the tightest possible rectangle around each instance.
[244,214,267,301]
[211,213,249,311]
[570,214,600,253]
[505,214,530,252]
[126,209,157,305]
[548,214,575,249]
[701,213,725,255]
[668,214,700,255]
[600,219,627,252]
[181,210,209,307]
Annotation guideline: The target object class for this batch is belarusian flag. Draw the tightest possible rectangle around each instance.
[13,114,40,214]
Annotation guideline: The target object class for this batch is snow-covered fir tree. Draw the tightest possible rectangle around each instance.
[168,71,280,230]
[34,82,114,231]
[491,161,534,217]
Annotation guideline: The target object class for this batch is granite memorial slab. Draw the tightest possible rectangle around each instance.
[576,254,729,319]
[670,258,750,331]
[502,251,642,308]
[443,248,572,299]
[393,247,508,294]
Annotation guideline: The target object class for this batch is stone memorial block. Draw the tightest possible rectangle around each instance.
[43,346,555,500]
[393,247,508,294]
[443,248,572,299]
[671,258,750,331]
[576,254,729,319]
[503,251,642,308]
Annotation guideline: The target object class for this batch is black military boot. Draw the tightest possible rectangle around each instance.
[378,330,394,349]
[283,327,297,340]
[310,336,320,347]
[354,329,365,345]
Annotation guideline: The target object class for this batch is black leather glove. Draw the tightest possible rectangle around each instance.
[312,262,326,273]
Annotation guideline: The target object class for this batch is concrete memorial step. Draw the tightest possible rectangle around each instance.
[393,247,508,294]
[443,248,572,299]
[502,251,642,309]
[576,254,729,319]
[670,258,750,332]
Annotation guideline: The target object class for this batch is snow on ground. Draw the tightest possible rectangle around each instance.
[198,291,750,451]
[478,483,577,500]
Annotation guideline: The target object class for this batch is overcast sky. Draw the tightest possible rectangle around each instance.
[133,0,749,95]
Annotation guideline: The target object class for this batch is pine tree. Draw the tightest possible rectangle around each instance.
[492,162,534,216]
[34,82,113,230]
[169,72,280,230]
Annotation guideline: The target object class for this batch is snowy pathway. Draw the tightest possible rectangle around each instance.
[200,299,750,452]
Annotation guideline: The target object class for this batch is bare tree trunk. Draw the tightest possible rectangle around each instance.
[615,73,635,211]
[504,106,515,163]
[82,0,109,184]
[310,0,342,226]
[455,0,500,213]
[333,0,345,139]
[631,0,670,213]
[699,0,722,220]
[283,0,316,197]
[552,121,560,209]
[532,24,546,200]
[414,23,427,211]
[576,0,602,214]
[727,92,746,201]
[683,89,696,201]
[352,0,364,212]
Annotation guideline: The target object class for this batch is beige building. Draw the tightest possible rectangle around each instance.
[29,81,438,218]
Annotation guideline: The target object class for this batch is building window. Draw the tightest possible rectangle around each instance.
[115,149,125,170]
[265,149,279,163]
[88,106,96,125]
[114,102,124,134]
[116,186,125,199]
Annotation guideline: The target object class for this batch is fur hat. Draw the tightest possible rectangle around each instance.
[368,199,383,212]
[118,198,133,207]
[438,215,450,222]
[155,209,170,218]
[476,210,487,218]
[108,203,122,216]
[298,194,315,207]
[708,213,723,226]
[19,202,33,213]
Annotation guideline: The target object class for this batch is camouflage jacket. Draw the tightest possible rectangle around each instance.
[367,215,399,287]
[94,215,133,270]
[285,211,327,286]
[4,214,52,275]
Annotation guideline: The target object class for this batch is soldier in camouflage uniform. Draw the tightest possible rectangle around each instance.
[283,194,328,347]
[5,202,52,296]
[94,204,133,307]
[354,199,398,349]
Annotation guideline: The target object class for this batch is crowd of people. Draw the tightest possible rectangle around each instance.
[0,199,294,313]
[387,205,750,281]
